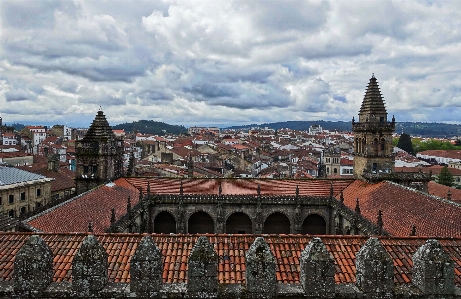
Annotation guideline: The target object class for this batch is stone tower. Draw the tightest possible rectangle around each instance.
[75,110,124,195]
[352,75,395,179]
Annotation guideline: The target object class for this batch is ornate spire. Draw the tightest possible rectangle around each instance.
[339,190,344,203]
[127,196,131,214]
[88,221,93,233]
[82,110,116,141]
[358,74,388,123]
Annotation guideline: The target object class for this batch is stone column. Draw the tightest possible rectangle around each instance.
[130,236,163,296]
[14,235,54,295]
[355,237,393,298]
[412,239,455,296]
[245,237,276,298]
[300,237,335,298]
[187,236,218,296]
[72,235,108,296]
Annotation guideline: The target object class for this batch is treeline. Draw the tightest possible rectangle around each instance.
[393,134,461,154]
[226,121,461,137]
[112,120,188,135]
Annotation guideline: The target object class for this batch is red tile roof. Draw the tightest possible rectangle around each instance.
[124,178,355,196]
[341,180,461,237]
[26,178,139,233]
[1,233,461,286]
[428,181,461,204]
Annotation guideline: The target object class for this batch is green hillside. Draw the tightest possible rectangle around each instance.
[112,120,187,135]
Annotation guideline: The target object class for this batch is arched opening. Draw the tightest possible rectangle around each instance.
[302,214,327,235]
[188,211,214,234]
[263,212,290,234]
[380,138,385,152]
[226,212,252,234]
[333,168,338,174]
[154,211,176,234]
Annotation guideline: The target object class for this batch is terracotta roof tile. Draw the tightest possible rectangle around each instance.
[26,178,139,233]
[341,180,461,237]
[125,177,354,197]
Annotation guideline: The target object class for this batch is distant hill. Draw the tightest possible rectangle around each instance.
[225,121,461,138]
[112,120,188,136]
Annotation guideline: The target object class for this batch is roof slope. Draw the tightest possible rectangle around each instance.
[0,166,50,186]
[125,177,355,196]
[341,180,461,237]
[0,233,461,286]
[26,178,139,233]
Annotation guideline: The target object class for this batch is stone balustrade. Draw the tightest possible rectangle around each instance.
[5,234,458,298]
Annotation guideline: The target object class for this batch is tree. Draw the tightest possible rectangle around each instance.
[396,133,414,155]
[436,166,455,187]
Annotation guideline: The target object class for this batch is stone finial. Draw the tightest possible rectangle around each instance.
[410,225,416,236]
[180,180,184,195]
[88,221,93,233]
[257,184,261,197]
[376,210,383,235]
[412,239,455,295]
[300,237,335,297]
[72,235,108,295]
[447,189,452,201]
[130,236,163,295]
[187,236,218,294]
[147,181,151,195]
[219,181,222,196]
[355,198,361,215]
[245,237,276,298]
[355,237,393,296]
[339,190,344,203]
[295,185,299,198]
[127,195,131,214]
[110,208,116,225]
[329,182,333,198]
[14,235,54,294]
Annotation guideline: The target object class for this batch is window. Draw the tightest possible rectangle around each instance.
[36,188,42,197]
[83,166,89,174]
[20,207,26,214]
[20,192,26,201]
[9,194,14,204]
[8,210,14,218]
[92,166,97,173]
[0,196,2,205]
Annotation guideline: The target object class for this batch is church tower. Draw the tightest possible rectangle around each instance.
[75,110,124,195]
[352,74,395,179]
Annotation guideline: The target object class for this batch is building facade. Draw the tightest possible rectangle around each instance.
[0,166,53,217]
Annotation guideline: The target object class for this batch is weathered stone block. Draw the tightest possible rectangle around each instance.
[412,239,454,295]
[72,235,108,296]
[355,237,393,298]
[187,236,218,294]
[300,237,335,298]
[14,235,54,294]
[130,236,163,295]
[245,237,276,298]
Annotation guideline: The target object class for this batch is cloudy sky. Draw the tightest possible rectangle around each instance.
[1,0,460,128]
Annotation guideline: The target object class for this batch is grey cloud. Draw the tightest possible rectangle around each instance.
[78,94,126,106]
[5,89,37,102]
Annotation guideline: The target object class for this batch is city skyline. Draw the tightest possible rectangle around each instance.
[1,0,461,128]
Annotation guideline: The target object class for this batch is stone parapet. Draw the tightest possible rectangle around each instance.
[5,235,461,298]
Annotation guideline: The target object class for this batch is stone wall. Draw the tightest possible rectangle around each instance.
[3,234,459,298]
